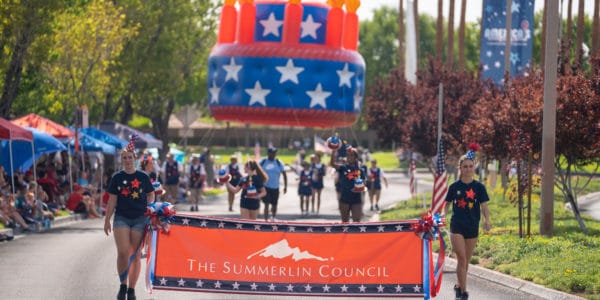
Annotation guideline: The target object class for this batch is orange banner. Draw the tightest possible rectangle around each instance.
[150,215,428,297]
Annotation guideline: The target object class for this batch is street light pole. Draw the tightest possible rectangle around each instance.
[540,0,559,236]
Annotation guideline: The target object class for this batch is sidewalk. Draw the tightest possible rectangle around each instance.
[0,213,87,241]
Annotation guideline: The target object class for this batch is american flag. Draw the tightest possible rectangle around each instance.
[431,141,448,215]
[409,159,416,198]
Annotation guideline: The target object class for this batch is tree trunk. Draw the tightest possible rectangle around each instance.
[574,0,585,72]
[541,0,548,67]
[447,0,455,68]
[458,0,467,70]
[567,192,589,234]
[436,0,444,61]
[398,0,405,71]
[593,0,600,55]
[414,0,420,70]
[0,25,34,118]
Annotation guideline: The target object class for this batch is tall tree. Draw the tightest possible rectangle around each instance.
[594,0,600,55]
[436,0,444,61]
[398,0,404,71]
[115,0,218,157]
[574,0,585,71]
[458,0,467,70]
[41,0,137,123]
[0,0,64,118]
[447,0,455,68]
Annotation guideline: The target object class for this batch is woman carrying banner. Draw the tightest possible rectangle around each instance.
[444,144,491,300]
[329,146,366,222]
[223,160,267,220]
[104,140,155,300]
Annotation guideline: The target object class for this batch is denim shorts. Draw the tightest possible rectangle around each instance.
[113,215,147,232]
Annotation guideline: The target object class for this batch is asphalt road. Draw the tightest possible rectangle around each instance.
[0,172,548,299]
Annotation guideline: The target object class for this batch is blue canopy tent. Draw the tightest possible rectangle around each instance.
[98,120,163,150]
[78,127,127,150]
[1,127,67,176]
[67,132,116,154]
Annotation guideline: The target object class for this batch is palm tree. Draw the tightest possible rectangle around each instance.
[398,0,404,71]
[458,0,466,70]
[594,0,600,55]
[574,0,585,71]
[447,0,455,68]
[436,0,443,61]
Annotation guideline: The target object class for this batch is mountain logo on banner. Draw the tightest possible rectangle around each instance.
[247,239,330,262]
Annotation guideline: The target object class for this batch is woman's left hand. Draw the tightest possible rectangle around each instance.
[484,220,491,232]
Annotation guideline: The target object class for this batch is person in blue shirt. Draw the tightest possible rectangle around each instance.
[259,147,287,221]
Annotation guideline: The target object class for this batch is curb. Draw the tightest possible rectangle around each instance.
[369,213,584,300]
[0,213,87,239]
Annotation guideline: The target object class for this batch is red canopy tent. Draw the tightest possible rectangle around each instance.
[12,113,75,139]
[0,118,33,141]
[0,118,34,192]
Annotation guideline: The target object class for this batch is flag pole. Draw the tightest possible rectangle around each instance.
[437,83,443,146]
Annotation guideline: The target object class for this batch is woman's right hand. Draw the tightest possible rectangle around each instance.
[104,220,111,236]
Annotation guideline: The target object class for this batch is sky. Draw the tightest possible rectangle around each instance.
[355,0,595,23]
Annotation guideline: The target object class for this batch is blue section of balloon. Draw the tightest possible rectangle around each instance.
[208,56,364,113]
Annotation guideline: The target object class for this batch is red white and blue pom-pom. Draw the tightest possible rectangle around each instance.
[466,142,480,160]
[146,202,176,233]
[411,211,445,240]
[327,135,341,150]
[352,178,365,192]
[217,169,230,183]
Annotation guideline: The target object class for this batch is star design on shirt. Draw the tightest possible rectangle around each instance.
[245,81,270,106]
[121,188,130,197]
[131,191,139,199]
[468,202,474,209]
[301,14,321,39]
[457,199,467,208]
[131,178,140,189]
[259,12,283,37]
[275,59,304,84]
[209,80,220,104]
[337,63,355,88]
[223,57,242,82]
[466,188,475,200]
[306,83,330,108]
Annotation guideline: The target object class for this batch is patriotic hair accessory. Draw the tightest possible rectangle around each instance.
[466,142,480,160]
[126,133,139,152]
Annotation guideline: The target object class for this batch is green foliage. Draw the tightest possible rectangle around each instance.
[380,188,600,298]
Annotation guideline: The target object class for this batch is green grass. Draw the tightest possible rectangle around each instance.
[380,187,600,299]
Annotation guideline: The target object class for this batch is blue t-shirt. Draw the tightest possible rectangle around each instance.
[260,158,285,189]
[107,170,154,219]
[445,179,490,230]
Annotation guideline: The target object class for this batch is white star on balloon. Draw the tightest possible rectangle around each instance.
[306,83,331,108]
[245,81,271,106]
[337,63,355,87]
[483,64,489,71]
[511,2,520,14]
[301,14,322,39]
[259,12,283,37]
[354,89,363,111]
[209,81,220,104]
[486,50,492,57]
[223,57,242,82]
[276,59,304,84]
[494,61,502,68]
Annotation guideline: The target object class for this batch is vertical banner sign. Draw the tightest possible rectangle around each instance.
[147,215,445,298]
[480,0,535,86]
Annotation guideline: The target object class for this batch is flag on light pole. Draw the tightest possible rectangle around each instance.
[254,142,260,161]
[431,141,448,215]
